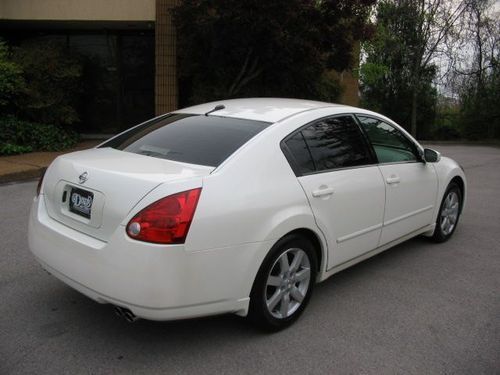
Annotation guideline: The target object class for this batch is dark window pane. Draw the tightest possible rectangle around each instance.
[284,132,315,174]
[100,114,271,167]
[301,115,372,171]
[357,116,417,163]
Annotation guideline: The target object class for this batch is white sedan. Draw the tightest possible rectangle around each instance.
[29,98,466,330]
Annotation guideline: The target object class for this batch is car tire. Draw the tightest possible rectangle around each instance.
[248,234,317,331]
[432,182,462,243]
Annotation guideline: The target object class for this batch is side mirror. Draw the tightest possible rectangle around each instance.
[423,148,441,163]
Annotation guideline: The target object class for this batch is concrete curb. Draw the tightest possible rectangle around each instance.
[0,167,44,185]
[0,140,100,185]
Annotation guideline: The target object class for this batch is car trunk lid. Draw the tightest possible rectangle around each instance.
[42,148,213,242]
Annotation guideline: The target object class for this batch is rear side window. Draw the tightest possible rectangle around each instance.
[283,132,315,174]
[100,114,271,167]
[282,115,374,174]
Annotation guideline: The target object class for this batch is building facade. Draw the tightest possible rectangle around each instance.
[0,0,359,133]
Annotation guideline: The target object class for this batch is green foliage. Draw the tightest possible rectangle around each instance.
[11,41,83,126]
[173,0,375,106]
[432,125,461,140]
[0,40,25,110]
[359,62,388,91]
[0,116,79,155]
[0,39,81,155]
[0,143,33,155]
[360,0,438,138]
[432,101,461,140]
[317,72,344,103]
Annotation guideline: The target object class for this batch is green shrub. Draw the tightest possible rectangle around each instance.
[0,143,32,155]
[0,39,25,110]
[0,116,79,155]
[432,125,461,140]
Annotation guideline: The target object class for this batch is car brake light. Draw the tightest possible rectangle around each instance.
[36,169,46,196]
[126,188,202,244]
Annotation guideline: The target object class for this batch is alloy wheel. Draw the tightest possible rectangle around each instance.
[440,191,460,236]
[265,248,311,319]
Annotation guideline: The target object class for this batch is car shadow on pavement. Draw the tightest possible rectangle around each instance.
[39,234,433,339]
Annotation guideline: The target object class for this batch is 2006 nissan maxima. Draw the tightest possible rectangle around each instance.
[29,98,466,330]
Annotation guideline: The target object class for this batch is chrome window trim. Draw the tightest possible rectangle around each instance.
[298,162,380,177]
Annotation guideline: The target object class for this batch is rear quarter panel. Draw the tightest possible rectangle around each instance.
[186,135,321,249]
[184,112,331,275]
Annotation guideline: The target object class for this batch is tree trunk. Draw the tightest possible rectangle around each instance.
[411,89,418,138]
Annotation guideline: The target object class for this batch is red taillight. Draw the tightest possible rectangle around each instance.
[36,169,46,196]
[126,188,202,244]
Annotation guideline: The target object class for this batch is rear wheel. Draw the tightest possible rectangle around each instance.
[248,234,317,331]
[433,182,462,242]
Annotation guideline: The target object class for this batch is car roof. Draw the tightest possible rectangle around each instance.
[173,98,350,123]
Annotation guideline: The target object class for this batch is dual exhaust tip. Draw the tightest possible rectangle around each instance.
[114,306,138,323]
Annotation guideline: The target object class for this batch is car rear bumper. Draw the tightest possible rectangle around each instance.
[28,196,272,321]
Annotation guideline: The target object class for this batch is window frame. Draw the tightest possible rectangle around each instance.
[280,113,378,177]
[353,113,424,165]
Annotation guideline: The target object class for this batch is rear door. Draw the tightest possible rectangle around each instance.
[356,115,438,246]
[282,114,386,269]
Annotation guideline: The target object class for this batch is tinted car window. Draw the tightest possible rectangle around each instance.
[283,132,315,174]
[300,115,373,171]
[357,116,418,163]
[100,114,271,167]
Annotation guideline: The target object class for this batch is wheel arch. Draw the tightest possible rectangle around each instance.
[255,226,327,286]
[432,156,467,221]
[284,228,325,275]
[450,175,465,213]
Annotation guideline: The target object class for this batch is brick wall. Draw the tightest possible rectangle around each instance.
[155,0,178,115]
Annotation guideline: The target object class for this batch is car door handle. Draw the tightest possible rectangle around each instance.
[386,176,401,185]
[312,187,335,197]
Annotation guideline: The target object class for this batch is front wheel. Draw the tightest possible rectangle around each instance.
[248,234,317,331]
[433,182,462,242]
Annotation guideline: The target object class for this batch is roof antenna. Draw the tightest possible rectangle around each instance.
[205,104,225,116]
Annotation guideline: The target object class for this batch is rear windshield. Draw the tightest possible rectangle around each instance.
[100,114,271,167]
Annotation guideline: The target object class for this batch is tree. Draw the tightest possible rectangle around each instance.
[172,0,375,106]
[451,0,500,139]
[361,0,466,137]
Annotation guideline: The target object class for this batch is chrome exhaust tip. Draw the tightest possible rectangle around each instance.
[114,306,138,323]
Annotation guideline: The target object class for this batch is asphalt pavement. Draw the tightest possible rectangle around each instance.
[0,144,499,374]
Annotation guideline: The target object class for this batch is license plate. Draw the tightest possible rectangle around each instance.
[69,187,94,219]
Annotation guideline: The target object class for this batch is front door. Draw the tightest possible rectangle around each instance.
[356,115,438,246]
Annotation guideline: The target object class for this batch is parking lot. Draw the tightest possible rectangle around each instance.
[0,144,499,374]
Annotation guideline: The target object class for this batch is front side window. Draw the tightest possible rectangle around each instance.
[357,116,418,163]
[100,114,271,167]
[282,115,373,174]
